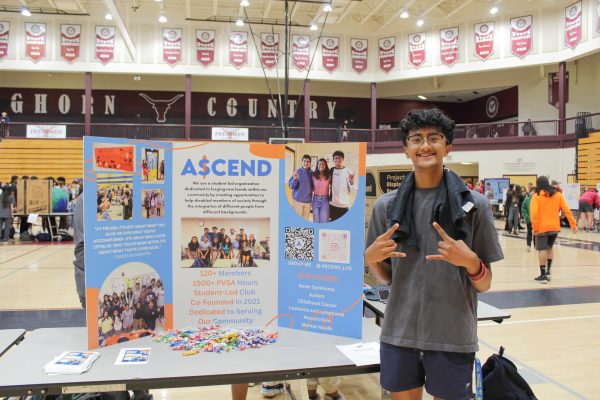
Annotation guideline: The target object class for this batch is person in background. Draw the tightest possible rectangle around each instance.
[521,188,534,251]
[578,187,600,232]
[288,154,313,220]
[531,176,577,283]
[0,185,15,244]
[508,185,523,235]
[485,183,495,203]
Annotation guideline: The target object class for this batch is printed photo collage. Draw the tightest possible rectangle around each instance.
[93,143,166,222]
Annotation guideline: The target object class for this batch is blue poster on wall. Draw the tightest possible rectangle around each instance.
[484,178,510,203]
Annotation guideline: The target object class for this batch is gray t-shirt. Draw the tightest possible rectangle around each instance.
[366,187,504,353]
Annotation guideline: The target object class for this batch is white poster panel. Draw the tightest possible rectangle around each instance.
[211,127,249,141]
[563,183,580,210]
[26,125,67,139]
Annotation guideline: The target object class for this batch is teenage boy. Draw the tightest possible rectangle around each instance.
[365,108,503,400]
[289,154,313,220]
[329,150,355,221]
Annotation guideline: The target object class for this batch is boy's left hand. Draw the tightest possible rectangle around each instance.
[425,222,480,274]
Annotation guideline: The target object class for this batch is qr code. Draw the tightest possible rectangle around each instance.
[318,229,351,264]
[285,227,314,261]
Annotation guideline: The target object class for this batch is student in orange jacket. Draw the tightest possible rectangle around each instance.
[530,176,577,283]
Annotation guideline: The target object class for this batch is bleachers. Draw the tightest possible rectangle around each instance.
[577,131,600,187]
[0,138,83,183]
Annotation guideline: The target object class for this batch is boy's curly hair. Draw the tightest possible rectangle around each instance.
[399,108,455,144]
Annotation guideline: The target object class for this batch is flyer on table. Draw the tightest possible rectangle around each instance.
[84,137,366,349]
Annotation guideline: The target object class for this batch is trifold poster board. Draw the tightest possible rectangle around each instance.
[84,137,366,349]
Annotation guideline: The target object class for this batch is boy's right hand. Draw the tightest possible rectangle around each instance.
[365,223,406,265]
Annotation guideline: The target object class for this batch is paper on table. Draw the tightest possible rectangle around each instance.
[27,214,39,224]
[115,348,151,365]
[336,341,380,366]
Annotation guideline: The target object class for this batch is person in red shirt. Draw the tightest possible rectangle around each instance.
[578,188,600,231]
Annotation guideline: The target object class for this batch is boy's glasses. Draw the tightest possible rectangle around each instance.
[406,133,446,146]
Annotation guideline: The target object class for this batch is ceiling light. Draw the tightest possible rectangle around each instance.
[310,23,318,31]
[236,19,244,26]
[105,13,112,20]
[416,18,424,27]
[20,7,31,17]
[490,6,498,14]
[158,13,167,23]
[323,4,332,12]
[460,162,473,165]
[418,95,427,100]
[133,75,141,81]
[240,0,250,6]
[400,9,409,19]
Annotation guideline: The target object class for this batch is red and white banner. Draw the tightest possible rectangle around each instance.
[229,32,247,68]
[321,36,339,72]
[196,30,215,66]
[564,1,582,49]
[474,22,494,60]
[597,0,600,33]
[350,38,368,73]
[408,33,426,68]
[260,33,279,69]
[0,21,9,60]
[292,34,310,71]
[25,23,46,62]
[163,28,182,66]
[95,26,115,64]
[378,36,395,72]
[510,16,533,58]
[60,24,80,62]
[440,27,459,66]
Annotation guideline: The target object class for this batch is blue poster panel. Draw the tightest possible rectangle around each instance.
[84,138,366,348]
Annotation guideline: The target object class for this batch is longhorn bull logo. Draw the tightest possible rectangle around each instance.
[139,93,184,123]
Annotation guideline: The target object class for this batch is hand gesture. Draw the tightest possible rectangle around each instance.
[348,170,355,185]
[293,171,299,180]
[425,222,478,271]
[365,223,406,265]
[571,225,578,234]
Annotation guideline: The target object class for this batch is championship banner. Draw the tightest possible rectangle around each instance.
[60,24,80,63]
[564,1,582,49]
[292,34,310,71]
[350,38,368,73]
[25,23,46,62]
[321,36,339,72]
[510,16,533,58]
[378,36,395,72]
[408,33,426,68]
[260,33,279,69]
[0,21,9,60]
[229,31,248,68]
[196,30,215,66]
[84,138,366,349]
[474,22,494,60]
[95,26,115,64]
[163,28,182,66]
[440,27,459,66]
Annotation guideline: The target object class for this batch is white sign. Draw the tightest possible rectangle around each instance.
[26,125,66,139]
[211,127,249,141]
[563,183,580,210]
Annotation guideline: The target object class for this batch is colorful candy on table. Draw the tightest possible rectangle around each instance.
[154,325,279,356]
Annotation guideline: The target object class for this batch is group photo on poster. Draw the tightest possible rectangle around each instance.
[180,217,270,268]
